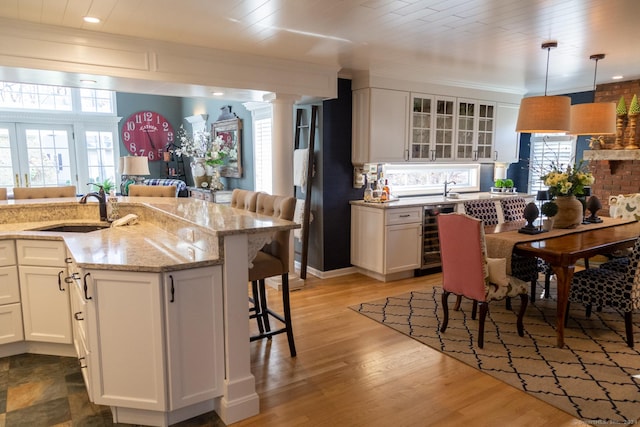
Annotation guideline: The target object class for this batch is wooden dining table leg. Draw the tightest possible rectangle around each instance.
[551,263,575,348]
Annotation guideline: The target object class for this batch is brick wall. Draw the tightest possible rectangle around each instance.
[588,79,640,216]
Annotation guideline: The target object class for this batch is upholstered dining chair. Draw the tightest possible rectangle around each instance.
[437,213,529,348]
[0,188,6,200]
[13,186,76,199]
[128,185,176,197]
[566,237,640,347]
[249,193,297,357]
[464,199,540,304]
[230,188,259,211]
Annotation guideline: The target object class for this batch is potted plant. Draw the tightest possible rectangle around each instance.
[541,200,558,231]
[503,178,516,193]
[492,179,505,193]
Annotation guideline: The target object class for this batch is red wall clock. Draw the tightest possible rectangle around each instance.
[121,111,175,161]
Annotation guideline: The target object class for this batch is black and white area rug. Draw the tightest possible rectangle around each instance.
[352,287,640,423]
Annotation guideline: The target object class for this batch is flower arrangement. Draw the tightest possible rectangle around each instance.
[540,160,594,198]
[172,124,231,166]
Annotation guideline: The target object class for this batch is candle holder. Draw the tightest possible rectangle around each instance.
[519,202,544,234]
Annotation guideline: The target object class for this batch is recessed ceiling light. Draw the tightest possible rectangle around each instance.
[612,75,624,80]
[83,16,101,24]
[212,91,224,96]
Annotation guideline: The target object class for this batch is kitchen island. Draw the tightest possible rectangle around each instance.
[0,196,298,426]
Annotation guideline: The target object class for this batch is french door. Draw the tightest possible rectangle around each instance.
[0,122,77,189]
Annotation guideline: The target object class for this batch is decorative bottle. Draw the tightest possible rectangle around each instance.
[364,181,373,202]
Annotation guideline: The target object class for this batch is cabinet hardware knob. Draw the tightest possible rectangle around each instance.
[64,276,74,284]
[169,275,175,303]
[57,270,65,291]
[65,257,73,264]
[79,357,87,369]
[74,311,84,321]
[399,214,410,217]
[83,273,92,300]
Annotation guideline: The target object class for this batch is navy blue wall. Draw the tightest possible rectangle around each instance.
[509,90,594,193]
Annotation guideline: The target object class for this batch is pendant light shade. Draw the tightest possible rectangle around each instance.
[569,54,616,135]
[516,95,571,133]
[569,102,616,135]
[516,41,571,134]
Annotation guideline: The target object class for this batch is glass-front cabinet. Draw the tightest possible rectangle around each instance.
[456,99,495,162]
[410,93,455,161]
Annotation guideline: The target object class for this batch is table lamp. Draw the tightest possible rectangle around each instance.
[122,156,150,195]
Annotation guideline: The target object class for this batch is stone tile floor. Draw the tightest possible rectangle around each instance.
[0,353,225,426]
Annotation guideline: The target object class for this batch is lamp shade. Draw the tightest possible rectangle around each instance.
[569,102,616,135]
[122,156,150,176]
[516,95,571,133]
[536,190,550,201]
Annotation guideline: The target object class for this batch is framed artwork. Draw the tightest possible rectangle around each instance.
[212,118,242,178]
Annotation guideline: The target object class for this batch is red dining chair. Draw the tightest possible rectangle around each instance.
[438,213,529,348]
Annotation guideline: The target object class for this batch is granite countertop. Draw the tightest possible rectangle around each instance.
[0,197,299,272]
[350,192,531,209]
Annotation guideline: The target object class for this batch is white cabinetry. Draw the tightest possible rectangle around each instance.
[0,241,23,345]
[409,94,457,161]
[17,240,71,344]
[351,205,422,281]
[352,88,410,164]
[80,266,224,424]
[493,103,521,163]
[456,99,496,162]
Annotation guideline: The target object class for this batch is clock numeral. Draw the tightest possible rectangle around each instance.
[166,131,174,142]
[148,151,155,161]
[123,131,131,142]
[135,114,143,124]
[144,111,153,122]
[128,141,137,153]
[138,148,146,156]
[126,121,136,131]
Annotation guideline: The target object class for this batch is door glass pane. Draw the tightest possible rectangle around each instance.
[86,131,116,185]
[0,128,13,187]
[25,129,72,186]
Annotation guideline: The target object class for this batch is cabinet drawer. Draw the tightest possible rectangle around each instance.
[0,240,16,266]
[0,265,20,305]
[16,240,67,267]
[386,208,422,225]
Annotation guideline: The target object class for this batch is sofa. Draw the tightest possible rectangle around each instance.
[142,179,188,197]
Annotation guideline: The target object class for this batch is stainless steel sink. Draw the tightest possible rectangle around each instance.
[34,224,110,233]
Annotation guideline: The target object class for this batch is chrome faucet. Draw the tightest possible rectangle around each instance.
[79,184,108,221]
[443,180,456,197]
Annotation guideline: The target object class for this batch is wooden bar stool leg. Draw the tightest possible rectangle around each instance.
[258,279,272,334]
[281,273,296,357]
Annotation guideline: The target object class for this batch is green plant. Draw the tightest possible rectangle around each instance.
[91,178,114,194]
[541,201,558,218]
[541,160,594,197]
[503,178,514,188]
[494,179,505,188]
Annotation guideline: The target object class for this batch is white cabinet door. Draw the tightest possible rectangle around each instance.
[86,269,166,411]
[0,303,24,345]
[164,267,224,410]
[350,205,384,273]
[18,265,71,344]
[494,103,521,163]
[384,223,422,273]
[352,88,410,164]
[456,99,496,162]
[0,265,20,305]
[0,241,16,266]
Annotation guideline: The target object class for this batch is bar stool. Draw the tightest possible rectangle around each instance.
[249,193,297,357]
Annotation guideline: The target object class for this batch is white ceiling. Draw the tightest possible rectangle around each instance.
[0,0,639,99]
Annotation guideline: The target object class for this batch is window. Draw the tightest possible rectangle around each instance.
[0,82,119,194]
[249,104,272,194]
[527,133,576,195]
[382,163,480,197]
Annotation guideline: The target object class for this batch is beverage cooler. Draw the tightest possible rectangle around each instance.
[422,204,456,269]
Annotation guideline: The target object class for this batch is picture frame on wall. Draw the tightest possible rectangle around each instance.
[212,117,243,178]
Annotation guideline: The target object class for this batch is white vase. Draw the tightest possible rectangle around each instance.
[190,158,212,189]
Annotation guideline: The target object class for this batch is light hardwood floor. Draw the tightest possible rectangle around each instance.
[237,272,583,427]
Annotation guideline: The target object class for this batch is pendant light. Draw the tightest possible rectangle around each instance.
[516,42,571,133]
[569,54,616,136]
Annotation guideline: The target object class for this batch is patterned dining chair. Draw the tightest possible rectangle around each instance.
[567,237,640,347]
[499,196,527,222]
[438,213,529,348]
[463,200,499,226]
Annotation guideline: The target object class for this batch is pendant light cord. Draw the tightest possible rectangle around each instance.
[544,46,551,96]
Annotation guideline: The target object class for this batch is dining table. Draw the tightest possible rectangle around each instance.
[484,217,640,348]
